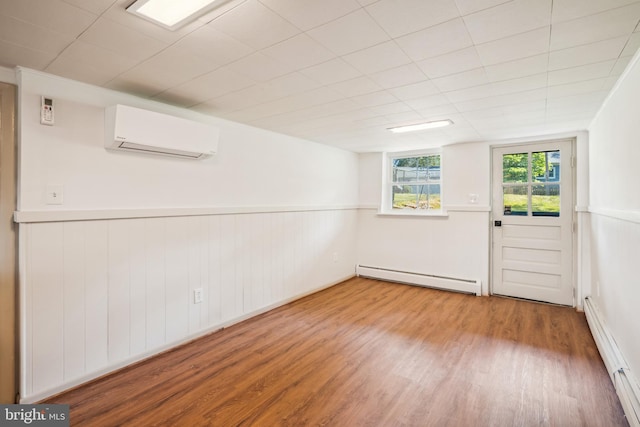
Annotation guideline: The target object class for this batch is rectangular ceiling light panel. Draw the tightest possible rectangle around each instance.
[388,119,454,133]
[127,0,231,30]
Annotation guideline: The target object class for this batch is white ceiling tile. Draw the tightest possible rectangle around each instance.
[225,52,296,82]
[369,63,427,89]
[116,46,219,91]
[160,67,256,105]
[388,81,440,101]
[0,0,97,36]
[454,88,547,112]
[476,27,550,65]
[548,60,616,86]
[263,33,336,70]
[173,25,254,65]
[464,0,552,44]
[61,0,114,14]
[454,0,511,15]
[546,91,609,113]
[417,47,483,79]
[327,76,383,97]
[351,91,400,107]
[550,3,640,51]
[611,56,633,76]
[547,78,609,98]
[203,85,286,112]
[104,78,162,98]
[150,91,197,108]
[462,100,546,120]
[552,0,640,23]
[258,0,361,30]
[491,73,548,96]
[404,94,452,110]
[601,76,622,91]
[79,17,168,60]
[396,18,474,61]
[266,72,322,97]
[484,54,549,82]
[370,102,413,116]
[548,36,628,70]
[342,41,412,75]
[443,84,495,103]
[469,111,546,130]
[0,0,632,151]
[621,32,640,56]
[0,14,74,54]
[283,87,345,111]
[365,0,460,38]
[431,68,490,92]
[300,58,362,85]
[384,110,425,124]
[0,39,57,69]
[308,9,390,55]
[416,103,461,119]
[210,0,300,50]
[45,40,137,86]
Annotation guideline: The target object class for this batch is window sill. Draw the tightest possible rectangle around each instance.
[376,210,449,218]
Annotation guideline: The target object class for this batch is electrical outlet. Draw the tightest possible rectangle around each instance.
[194,288,203,304]
[332,252,339,263]
[46,185,64,205]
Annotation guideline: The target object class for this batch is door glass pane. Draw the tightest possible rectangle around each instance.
[532,150,560,183]
[503,185,528,216]
[392,184,441,210]
[532,184,560,216]
[503,153,528,183]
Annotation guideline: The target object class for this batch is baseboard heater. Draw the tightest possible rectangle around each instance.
[584,297,640,427]
[356,265,481,296]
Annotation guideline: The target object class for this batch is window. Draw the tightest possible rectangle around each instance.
[502,150,560,217]
[384,152,442,213]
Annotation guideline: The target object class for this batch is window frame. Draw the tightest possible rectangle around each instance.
[381,149,445,216]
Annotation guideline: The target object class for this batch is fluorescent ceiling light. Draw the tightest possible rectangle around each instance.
[127,0,229,30]
[387,119,454,133]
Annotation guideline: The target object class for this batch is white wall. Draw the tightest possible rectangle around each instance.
[0,66,16,85]
[17,69,359,401]
[357,143,491,294]
[587,52,640,384]
[18,69,356,211]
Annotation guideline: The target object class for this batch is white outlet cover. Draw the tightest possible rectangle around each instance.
[46,185,64,205]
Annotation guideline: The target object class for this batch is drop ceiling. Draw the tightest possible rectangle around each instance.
[1,0,639,152]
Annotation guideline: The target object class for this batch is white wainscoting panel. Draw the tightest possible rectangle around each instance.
[20,209,358,401]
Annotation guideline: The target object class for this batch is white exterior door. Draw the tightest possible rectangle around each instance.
[491,140,574,306]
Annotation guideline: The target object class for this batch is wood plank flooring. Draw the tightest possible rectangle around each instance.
[45,277,628,426]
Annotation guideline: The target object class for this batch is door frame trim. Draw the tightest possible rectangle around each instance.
[489,138,577,306]
[0,82,18,403]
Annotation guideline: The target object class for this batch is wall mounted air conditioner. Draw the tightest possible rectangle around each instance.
[105,104,219,159]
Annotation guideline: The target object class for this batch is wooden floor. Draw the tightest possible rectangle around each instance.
[46,277,628,426]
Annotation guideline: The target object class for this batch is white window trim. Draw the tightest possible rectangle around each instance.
[379,149,446,217]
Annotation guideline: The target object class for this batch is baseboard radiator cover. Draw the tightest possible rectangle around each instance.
[356,265,481,296]
[584,296,640,427]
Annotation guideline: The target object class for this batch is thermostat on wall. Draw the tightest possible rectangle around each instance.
[41,96,54,126]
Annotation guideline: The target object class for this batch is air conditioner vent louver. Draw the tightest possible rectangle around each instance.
[105,105,219,159]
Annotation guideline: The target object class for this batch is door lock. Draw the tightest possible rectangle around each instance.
[494,220,502,227]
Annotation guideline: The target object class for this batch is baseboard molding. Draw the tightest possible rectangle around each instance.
[22,274,355,403]
[584,297,640,427]
[356,265,481,296]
